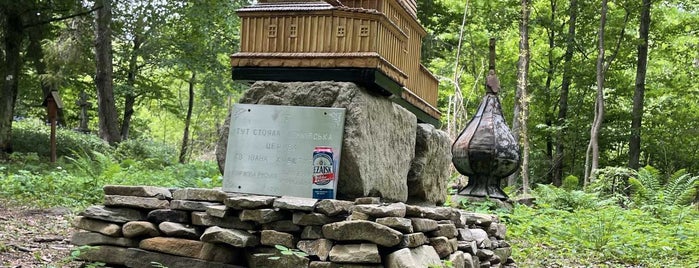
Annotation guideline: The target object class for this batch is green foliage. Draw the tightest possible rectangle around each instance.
[507,183,699,267]
[268,245,308,260]
[115,139,177,169]
[10,119,111,158]
[562,175,579,191]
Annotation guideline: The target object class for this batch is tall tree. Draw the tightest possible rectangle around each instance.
[584,0,608,185]
[515,0,531,193]
[629,0,652,170]
[0,5,24,156]
[180,72,195,164]
[553,0,578,186]
[93,0,121,144]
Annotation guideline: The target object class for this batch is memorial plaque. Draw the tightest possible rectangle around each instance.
[223,104,345,198]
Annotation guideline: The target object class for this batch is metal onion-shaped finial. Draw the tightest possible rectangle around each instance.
[451,38,520,200]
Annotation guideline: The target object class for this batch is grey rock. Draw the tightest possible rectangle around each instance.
[248,252,310,268]
[76,245,129,265]
[353,203,406,218]
[261,220,302,232]
[429,223,458,238]
[200,226,259,247]
[464,251,476,268]
[409,245,441,267]
[476,249,494,261]
[147,209,190,223]
[448,251,466,268]
[239,209,288,224]
[315,199,354,216]
[139,237,205,258]
[385,248,420,268]
[399,233,428,248]
[354,197,381,204]
[191,212,254,230]
[301,226,324,239]
[218,82,416,202]
[297,239,333,261]
[71,231,138,247]
[328,243,381,264]
[103,195,170,210]
[487,222,507,240]
[173,188,228,202]
[376,217,413,233]
[225,195,276,209]
[122,221,160,238]
[80,205,145,223]
[125,248,245,268]
[171,200,221,211]
[460,212,496,227]
[408,124,451,205]
[429,236,453,258]
[103,185,172,199]
[309,261,332,268]
[72,216,122,237]
[493,247,512,263]
[322,220,402,247]
[260,230,295,248]
[347,211,371,221]
[410,218,439,232]
[293,212,333,225]
[273,196,317,212]
[458,240,478,255]
[206,205,233,218]
[158,222,200,240]
[405,205,454,220]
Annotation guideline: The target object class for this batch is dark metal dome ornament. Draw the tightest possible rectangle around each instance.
[451,39,520,200]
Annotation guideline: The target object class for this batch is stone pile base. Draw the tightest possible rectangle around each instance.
[71,186,516,268]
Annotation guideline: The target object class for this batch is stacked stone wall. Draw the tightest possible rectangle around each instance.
[71,186,516,268]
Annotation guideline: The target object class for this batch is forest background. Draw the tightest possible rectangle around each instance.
[0,0,698,267]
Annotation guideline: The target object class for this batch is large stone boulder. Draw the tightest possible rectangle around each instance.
[216,81,417,202]
[408,123,451,205]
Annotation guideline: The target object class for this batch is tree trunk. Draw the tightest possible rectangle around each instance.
[120,36,142,140]
[516,0,531,194]
[179,72,196,164]
[543,0,556,181]
[94,0,121,145]
[629,0,651,170]
[585,0,608,185]
[0,11,23,157]
[554,0,577,186]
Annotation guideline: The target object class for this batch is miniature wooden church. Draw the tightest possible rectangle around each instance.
[231,0,441,126]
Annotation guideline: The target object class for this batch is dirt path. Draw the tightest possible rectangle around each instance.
[0,198,80,267]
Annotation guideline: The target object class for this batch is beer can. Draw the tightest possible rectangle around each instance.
[312,146,335,199]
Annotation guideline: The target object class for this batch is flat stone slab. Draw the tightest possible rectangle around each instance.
[140,237,205,259]
[103,185,172,199]
[104,195,170,210]
[225,195,276,210]
[410,218,439,232]
[147,209,190,223]
[200,226,259,248]
[376,217,413,233]
[328,243,381,264]
[353,203,406,218]
[71,231,139,247]
[80,205,145,223]
[314,199,354,216]
[297,239,333,261]
[322,220,402,247]
[429,223,458,238]
[122,221,160,238]
[405,205,455,220]
[260,220,301,232]
[273,196,317,212]
[173,188,228,202]
[125,248,245,268]
[207,205,234,218]
[239,209,288,224]
[171,200,222,211]
[409,245,441,268]
[77,245,129,265]
[260,230,295,248]
[191,212,254,230]
[301,226,323,239]
[399,233,428,248]
[72,216,122,237]
[292,212,333,226]
[159,221,200,240]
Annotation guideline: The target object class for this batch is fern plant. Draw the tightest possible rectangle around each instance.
[627,166,699,209]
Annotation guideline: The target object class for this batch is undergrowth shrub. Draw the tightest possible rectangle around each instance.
[115,139,177,169]
[11,118,110,158]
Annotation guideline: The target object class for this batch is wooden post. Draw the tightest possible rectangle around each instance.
[47,97,57,163]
